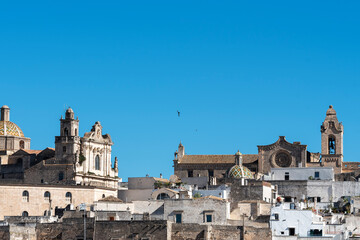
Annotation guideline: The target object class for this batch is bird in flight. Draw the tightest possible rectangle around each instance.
[177,110,180,117]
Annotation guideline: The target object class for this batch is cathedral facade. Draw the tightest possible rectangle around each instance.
[0,105,119,219]
[173,105,355,182]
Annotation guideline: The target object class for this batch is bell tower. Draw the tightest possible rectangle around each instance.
[321,105,343,173]
[55,107,81,162]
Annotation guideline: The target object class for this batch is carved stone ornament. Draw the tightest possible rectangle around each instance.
[273,151,292,167]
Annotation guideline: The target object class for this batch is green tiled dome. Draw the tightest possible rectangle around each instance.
[229,165,254,179]
[0,121,24,137]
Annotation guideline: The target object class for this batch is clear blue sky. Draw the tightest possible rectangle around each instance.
[1,1,360,181]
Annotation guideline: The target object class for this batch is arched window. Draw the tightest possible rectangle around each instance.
[64,128,68,136]
[19,140,25,149]
[44,191,51,201]
[22,211,29,217]
[95,155,100,170]
[63,146,66,153]
[102,194,105,198]
[22,191,29,202]
[65,192,72,203]
[59,172,64,181]
[157,193,170,200]
[75,128,78,136]
[329,136,336,154]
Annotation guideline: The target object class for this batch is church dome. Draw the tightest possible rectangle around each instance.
[228,165,254,179]
[0,121,24,137]
[326,105,336,116]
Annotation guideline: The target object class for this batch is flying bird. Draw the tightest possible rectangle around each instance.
[177,110,180,117]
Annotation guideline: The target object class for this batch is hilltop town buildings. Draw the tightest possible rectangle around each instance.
[1,104,360,239]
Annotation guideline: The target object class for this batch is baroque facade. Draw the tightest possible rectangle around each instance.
[0,106,119,188]
[0,105,119,219]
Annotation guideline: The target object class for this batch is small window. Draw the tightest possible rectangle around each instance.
[285,172,289,181]
[157,193,170,200]
[208,170,214,177]
[289,228,295,236]
[317,197,321,203]
[95,155,100,170]
[175,213,182,223]
[63,146,66,153]
[274,213,279,220]
[315,171,320,178]
[206,214,212,223]
[59,172,64,181]
[19,140,25,149]
[22,211,29,217]
[44,191,51,201]
[41,179,44,183]
[102,194,105,198]
[22,191,29,202]
[109,216,115,221]
[281,232,284,235]
[66,192,72,203]
[64,128,69,136]
[188,170,193,178]
[75,128,78,136]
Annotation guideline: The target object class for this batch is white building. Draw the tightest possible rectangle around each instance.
[265,167,334,181]
[270,202,347,239]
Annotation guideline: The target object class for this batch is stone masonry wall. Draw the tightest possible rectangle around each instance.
[94,220,169,240]
[0,226,9,240]
[36,223,62,240]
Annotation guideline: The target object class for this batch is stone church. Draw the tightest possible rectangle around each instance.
[0,106,119,188]
[173,105,355,182]
[0,105,119,219]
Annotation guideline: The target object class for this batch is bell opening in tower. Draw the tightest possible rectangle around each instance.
[328,136,336,154]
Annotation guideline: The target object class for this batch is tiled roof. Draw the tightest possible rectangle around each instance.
[0,121,24,137]
[178,154,258,164]
[153,177,170,183]
[229,165,254,179]
[98,195,123,202]
[198,195,225,201]
[22,149,42,155]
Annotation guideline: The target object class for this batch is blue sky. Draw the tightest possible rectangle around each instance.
[1,1,360,180]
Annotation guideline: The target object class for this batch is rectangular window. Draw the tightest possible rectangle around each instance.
[188,170,193,178]
[289,228,295,236]
[317,197,321,202]
[285,172,289,181]
[206,214,212,222]
[314,171,320,178]
[175,213,182,223]
[274,213,279,220]
[208,170,214,177]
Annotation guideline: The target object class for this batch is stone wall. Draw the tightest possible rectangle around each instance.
[164,198,230,225]
[0,184,117,220]
[230,180,270,204]
[94,220,169,240]
[244,226,271,240]
[36,223,62,240]
[0,226,9,240]
[62,217,94,240]
[24,161,74,185]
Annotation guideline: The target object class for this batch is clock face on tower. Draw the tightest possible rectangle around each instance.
[274,152,292,167]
